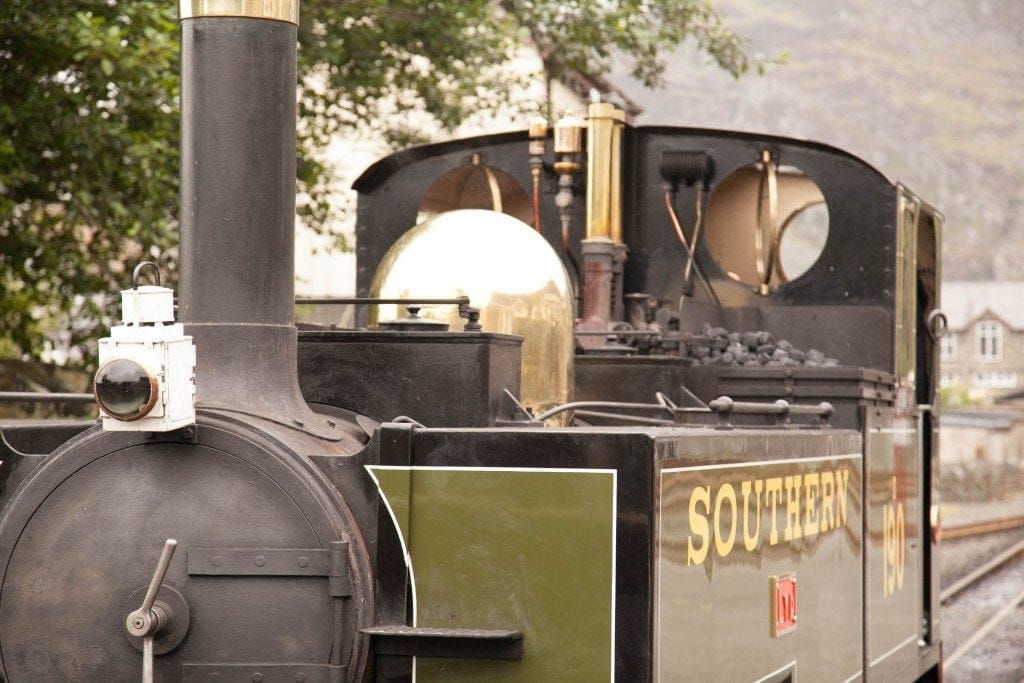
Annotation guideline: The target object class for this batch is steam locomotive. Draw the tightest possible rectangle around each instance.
[0,2,943,681]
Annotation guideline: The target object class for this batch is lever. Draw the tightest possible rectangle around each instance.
[125,539,177,683]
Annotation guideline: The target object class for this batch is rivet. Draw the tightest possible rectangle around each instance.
[252,673,263,682]
[255,556,266,567]
[295,674,306,682]
[212,556,223,567]
[297,556,309,568]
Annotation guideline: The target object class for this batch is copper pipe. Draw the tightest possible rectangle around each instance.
[664,190,692,256]
[682,185,704,291]
[663,189,718,303]
[532,168,542,232]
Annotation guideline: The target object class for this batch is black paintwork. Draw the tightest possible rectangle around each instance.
[298,330,523,427]
[0,415,373,680]
[353,127,899,375]
[180,18,296,330]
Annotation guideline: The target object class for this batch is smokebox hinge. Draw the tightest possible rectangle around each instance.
[186,541,352,596]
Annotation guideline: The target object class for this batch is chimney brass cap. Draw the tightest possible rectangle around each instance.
[180,0,298,25]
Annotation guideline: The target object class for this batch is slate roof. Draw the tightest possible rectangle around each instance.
[942,281,1024,331]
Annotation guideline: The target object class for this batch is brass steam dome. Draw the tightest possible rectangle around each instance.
[370,209,575,421]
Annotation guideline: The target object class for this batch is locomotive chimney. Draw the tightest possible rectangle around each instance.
[178,1,333,433]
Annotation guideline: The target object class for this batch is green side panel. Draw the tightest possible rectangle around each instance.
[371,467,412,547]
[368,467,616,682]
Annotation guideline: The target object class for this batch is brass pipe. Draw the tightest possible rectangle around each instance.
[610,113,625,244]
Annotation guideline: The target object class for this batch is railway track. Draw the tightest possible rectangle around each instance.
[941,520,1024,673]
[941,536,1024,604]
[942,513,1024,540]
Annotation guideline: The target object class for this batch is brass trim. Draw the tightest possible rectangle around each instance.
[180,0,299,25]
[470,153,504,214]
[894,186,921,387]
[755,149,778,288]
[585,103,626,243]
[528,116,549,140]
[553,112,585,155]
[609,114,624,243]
[94,359,160,422]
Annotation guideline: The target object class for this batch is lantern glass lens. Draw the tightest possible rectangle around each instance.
[95,359,156,420]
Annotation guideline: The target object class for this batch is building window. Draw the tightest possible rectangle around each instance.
[973,371,1017,389]
[940,372,958,387]
[940,334,957,361]
[976,321,1002,362]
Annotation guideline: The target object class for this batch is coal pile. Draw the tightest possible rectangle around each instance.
[681,324,839,367]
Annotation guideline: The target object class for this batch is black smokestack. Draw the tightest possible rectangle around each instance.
[179,14,296,329]
[177,4,334,434]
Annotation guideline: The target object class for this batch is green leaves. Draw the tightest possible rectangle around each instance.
[1,0,758,366]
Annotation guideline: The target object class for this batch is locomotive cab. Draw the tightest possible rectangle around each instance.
[338,103,944,681]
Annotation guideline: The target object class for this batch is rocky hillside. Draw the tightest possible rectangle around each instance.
[610,0,1024,280]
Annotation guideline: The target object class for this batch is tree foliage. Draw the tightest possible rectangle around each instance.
[1,0,759,365]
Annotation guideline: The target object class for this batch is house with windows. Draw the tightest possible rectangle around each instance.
[940,281,1024,401]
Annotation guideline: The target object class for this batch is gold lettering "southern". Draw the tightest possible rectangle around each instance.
[687,468,850,565]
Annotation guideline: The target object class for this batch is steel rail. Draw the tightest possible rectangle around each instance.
[942,514,1024,540]
[941,536,1024,604]
[944,583,1024,669]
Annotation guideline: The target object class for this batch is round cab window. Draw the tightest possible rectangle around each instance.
[418,156,531,226]
[778,201,829,281]
[704,162,829,287]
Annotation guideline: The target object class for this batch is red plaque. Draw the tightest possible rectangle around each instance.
[771,574,797,637]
